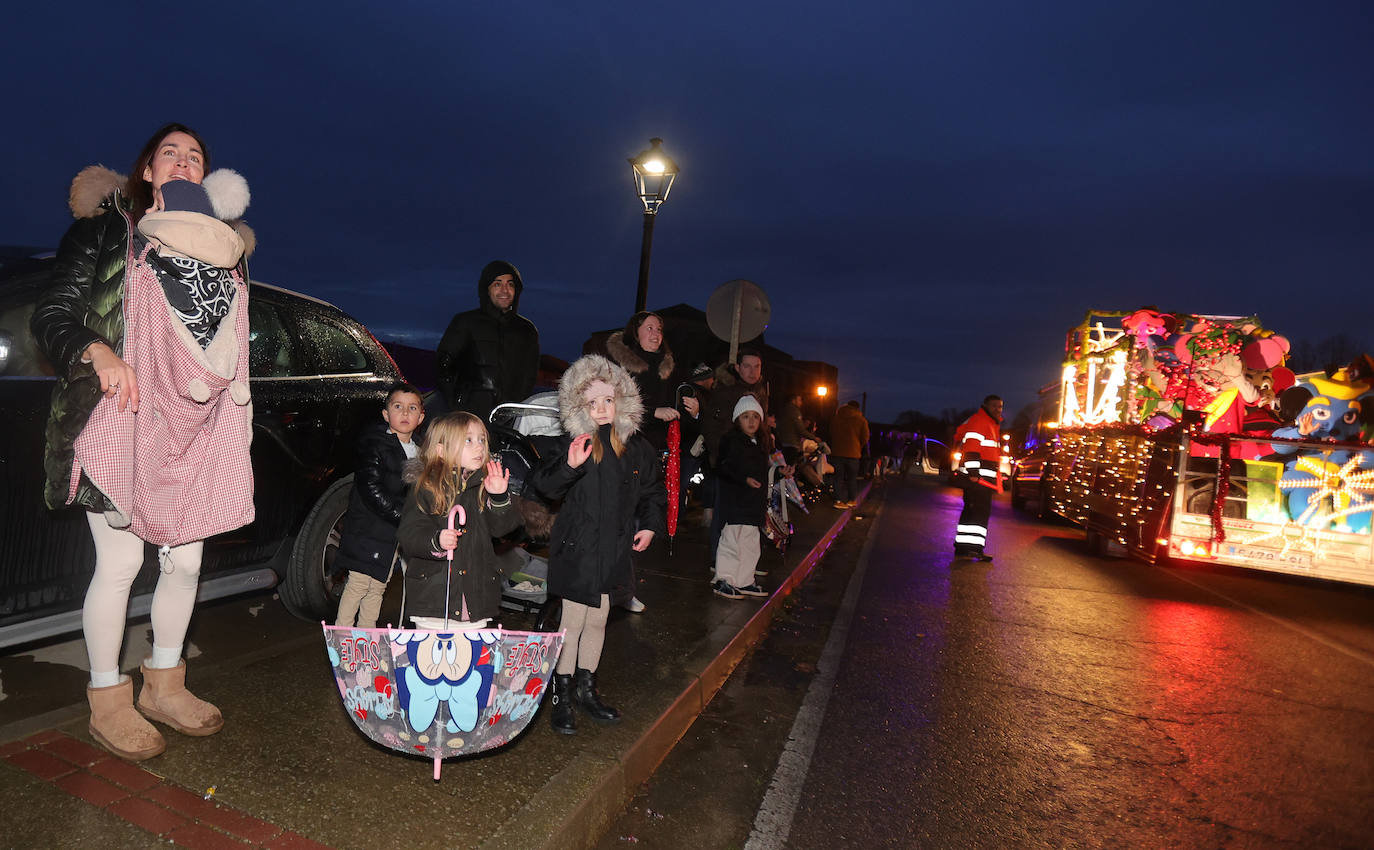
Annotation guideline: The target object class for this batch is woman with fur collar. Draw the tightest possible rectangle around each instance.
[29,123,256,762]
[604,311,698,451]
[529,354,667,734]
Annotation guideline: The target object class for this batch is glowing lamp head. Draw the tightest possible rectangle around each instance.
[629,137,679,214]
[816,385,829,397]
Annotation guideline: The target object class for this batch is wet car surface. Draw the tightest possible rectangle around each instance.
[0,254,403,646]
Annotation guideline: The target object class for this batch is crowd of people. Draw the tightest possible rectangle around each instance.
[33,122,888,760]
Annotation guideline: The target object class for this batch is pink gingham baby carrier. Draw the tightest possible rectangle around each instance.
[73,241,254,545]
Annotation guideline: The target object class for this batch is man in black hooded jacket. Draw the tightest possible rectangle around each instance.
[436,260,540,421]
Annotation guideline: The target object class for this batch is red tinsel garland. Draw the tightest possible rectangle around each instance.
[1212,433,1231,544]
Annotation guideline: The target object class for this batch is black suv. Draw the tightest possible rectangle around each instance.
[0,253,403,647]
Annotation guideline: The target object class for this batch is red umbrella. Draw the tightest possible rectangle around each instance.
[666,418,681,548]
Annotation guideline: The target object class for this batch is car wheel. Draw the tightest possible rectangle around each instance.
[282,475,353,621]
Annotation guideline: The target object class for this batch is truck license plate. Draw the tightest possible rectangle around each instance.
[1222,544,1312,569]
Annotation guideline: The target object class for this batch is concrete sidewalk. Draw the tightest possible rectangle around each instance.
[1,486,873,850]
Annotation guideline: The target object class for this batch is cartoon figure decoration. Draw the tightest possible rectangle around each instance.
[1116,311,1289,451]
[1121,308,1175,354]
[321,624,563,778]
[1239,331,1296,433]
[1269,366,1374,534]
[395,630,496,735]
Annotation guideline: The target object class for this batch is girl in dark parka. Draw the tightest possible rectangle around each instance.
[530,355,666,734]
[396,412,522,627]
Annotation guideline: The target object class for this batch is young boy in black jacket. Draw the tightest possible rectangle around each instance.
[333,383,425,628]
[712,396,771,600]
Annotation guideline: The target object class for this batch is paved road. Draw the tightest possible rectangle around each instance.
[603,478,1374,849]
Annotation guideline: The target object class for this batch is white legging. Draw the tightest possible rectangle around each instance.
[556,594,610,675]
[84,512,203,677]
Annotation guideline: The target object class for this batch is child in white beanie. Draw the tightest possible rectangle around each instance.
[712,395,770,599]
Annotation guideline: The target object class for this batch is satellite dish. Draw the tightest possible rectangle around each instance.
[706,279,771,363]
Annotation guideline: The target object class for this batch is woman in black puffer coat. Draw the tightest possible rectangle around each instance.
[30,123,256,762]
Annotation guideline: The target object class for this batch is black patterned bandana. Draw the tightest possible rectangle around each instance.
[141,237,236,349]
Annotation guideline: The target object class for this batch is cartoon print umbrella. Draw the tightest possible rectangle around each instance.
[666,418,681,549]
[322,624,563,780]
[324,507,564,779]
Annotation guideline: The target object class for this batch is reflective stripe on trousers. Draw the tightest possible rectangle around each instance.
[955,523,987,545]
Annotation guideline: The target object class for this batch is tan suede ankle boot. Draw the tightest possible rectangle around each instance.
[138,661,224,736]
[88,677,165,761]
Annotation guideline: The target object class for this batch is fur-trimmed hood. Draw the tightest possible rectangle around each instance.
[605,329,674,381]
[69,165,257,258]
[557,354,644,443]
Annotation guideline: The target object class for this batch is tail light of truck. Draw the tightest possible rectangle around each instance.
[1174,538,1215,559]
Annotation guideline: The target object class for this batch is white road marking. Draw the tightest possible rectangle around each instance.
[744,501,883,850]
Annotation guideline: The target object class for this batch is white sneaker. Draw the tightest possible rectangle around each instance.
[626,597,646,613]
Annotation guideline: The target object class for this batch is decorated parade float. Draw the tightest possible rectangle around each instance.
[1011,309,1374,586]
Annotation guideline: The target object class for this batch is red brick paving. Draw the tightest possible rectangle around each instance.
[43,734,110,767]
[22,729,66,746]
[3,731,329,849]
[108,795,190,836]
[89,756,163,791]
[6,747,78,780]
[144,781,224,819]
[191,803,284,844]
[54,770,131,807]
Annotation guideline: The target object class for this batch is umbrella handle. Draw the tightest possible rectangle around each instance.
[443,504,468,629]
[431,504,468,558]
[434,756,442,781]
[446,505,466,562]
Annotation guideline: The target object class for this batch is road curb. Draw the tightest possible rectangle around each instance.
[480,484,872,850]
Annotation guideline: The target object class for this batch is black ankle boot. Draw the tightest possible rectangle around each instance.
[549,673,577,735]
[573,668,621,723]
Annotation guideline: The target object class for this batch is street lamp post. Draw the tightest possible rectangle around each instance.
[629,138,679,313]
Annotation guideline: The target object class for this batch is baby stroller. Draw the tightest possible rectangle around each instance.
[486,394,565,614]
[763,457,809,555]
[793,438,833,500]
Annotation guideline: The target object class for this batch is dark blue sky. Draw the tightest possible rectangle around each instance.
[4,1,1371,421]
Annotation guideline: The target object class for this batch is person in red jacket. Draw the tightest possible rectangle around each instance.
[953,395,1004,561]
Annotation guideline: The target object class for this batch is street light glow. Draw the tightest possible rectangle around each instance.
[816,385,828,397]
[629,138,679,214]
[629,138,679,313]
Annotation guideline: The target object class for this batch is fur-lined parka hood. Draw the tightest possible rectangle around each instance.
[557,354,644,443]
[69,165,257,258]
[605,329,674,381]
